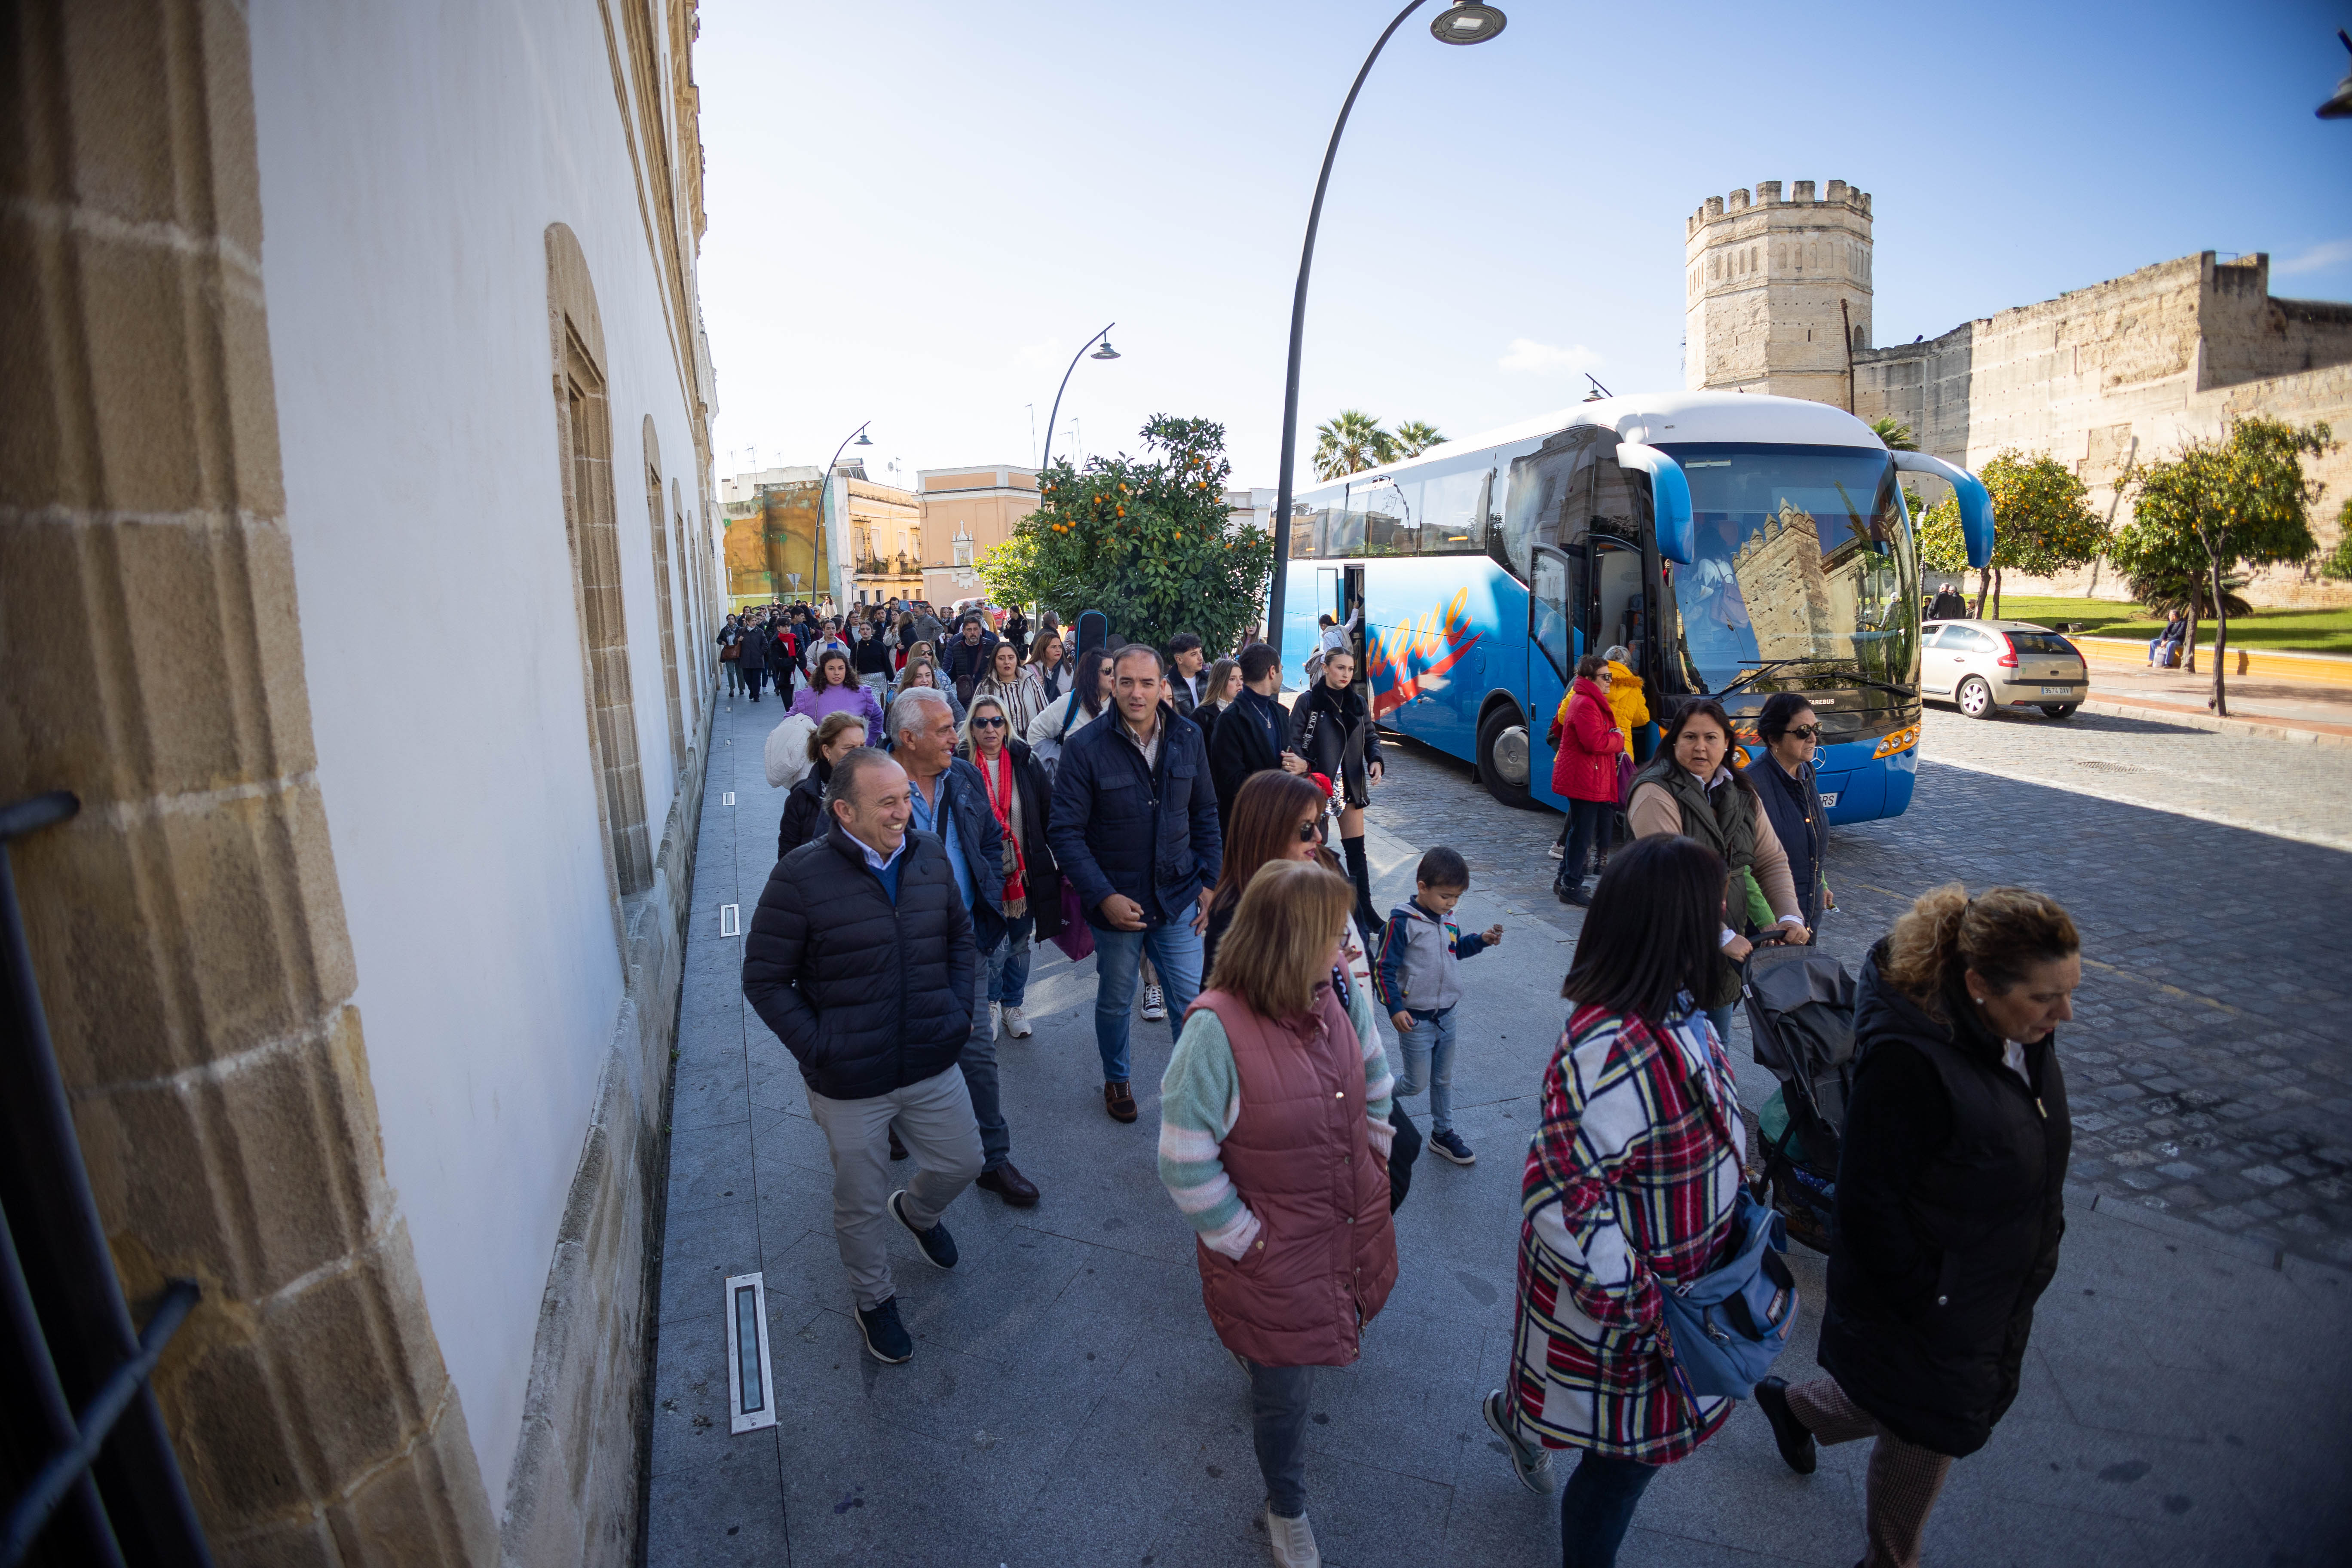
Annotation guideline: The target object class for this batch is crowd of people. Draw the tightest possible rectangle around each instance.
[734,598,2081,1568]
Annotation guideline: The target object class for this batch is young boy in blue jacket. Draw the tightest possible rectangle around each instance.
[1373,846,1502,1165]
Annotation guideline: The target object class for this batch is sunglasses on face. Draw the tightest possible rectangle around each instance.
[971,716,1007,729]
[1786,725,1820,740]
[1296,819,1321,842]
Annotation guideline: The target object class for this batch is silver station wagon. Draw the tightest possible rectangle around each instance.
[1921,619,2089,720]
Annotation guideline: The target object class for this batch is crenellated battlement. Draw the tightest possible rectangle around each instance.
[1687,178,1871,237]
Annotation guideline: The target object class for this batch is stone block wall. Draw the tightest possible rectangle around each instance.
[1684,178,1873,404]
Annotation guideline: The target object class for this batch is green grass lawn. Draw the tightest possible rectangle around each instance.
[1987,596,2352,656]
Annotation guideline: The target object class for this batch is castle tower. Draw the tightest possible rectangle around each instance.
[1684,179,1874,407]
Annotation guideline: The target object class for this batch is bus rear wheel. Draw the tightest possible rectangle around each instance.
[1476,704,1536,810]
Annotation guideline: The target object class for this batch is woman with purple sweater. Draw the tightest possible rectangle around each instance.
[790,649,886,732]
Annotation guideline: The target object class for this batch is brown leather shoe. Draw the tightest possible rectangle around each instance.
[975,1162,1040,1207]
[1104,1081,1138,1123]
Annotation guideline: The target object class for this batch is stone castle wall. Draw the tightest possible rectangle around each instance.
[1690,187,2352,606]
[1684,179,1874,408]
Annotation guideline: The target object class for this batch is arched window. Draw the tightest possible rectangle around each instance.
[640,421,685,772]
[671,475,699,731]
[547,223,653,906]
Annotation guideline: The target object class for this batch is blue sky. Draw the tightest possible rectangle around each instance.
[695,0,2352,492]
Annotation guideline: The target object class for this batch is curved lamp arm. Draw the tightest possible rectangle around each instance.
[1615,444,1694,564]
[1891,450,1995,568]
[1038,323,1114,478]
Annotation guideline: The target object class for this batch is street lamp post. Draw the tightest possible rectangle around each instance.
[1264,2,1507,667]
[1038,324,1119,477]
[821,421,873,608]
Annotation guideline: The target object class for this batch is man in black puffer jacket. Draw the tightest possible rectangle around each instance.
[742,747,982,1367]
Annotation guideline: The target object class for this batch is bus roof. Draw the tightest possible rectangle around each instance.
[1333,391,1885,484]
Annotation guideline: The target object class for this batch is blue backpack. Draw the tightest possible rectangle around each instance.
[1657,1184,1799,1401]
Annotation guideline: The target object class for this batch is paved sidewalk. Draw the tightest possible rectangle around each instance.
[2080,661,2352,743]
[642,692,2352,1567]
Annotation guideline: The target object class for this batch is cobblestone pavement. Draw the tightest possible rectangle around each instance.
[1366,707,2352,1265]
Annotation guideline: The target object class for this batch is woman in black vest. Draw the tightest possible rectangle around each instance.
[1750,692,1828,929]
[1626,698,1810,1041]
[1752,884,2079,1568]
[1286,644,1384,939]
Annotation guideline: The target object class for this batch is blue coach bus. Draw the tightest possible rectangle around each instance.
[1276,390,1993,825]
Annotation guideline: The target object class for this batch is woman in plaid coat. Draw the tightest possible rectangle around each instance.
[1482,834,1747,1568]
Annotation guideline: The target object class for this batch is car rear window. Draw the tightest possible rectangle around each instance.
[2006,631,2078,656]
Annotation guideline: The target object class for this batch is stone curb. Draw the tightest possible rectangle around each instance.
[2077,696,2352,747]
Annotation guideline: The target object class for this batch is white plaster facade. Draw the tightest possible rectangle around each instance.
[249,0,716,1534]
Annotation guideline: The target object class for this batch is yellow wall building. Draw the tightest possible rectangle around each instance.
[918,463,1038,605]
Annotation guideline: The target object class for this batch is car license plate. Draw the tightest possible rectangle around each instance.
[1819,792,1839,808]
[2039,686,2071,695]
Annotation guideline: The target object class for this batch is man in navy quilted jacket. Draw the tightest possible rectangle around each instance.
[742,747,980,1366]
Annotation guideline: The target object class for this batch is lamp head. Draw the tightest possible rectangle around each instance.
[2322,30,2352,119]
[854,431,873,446]
[1090,338,1121,360]
[1431,4,1507,44]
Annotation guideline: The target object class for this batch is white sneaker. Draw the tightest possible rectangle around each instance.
[1003,1006,1032,1038]
[1140,984,1167,1022]
[989,1001,1001,1040]
[1265,1507,1319,1568]
[1547,841,1565,860]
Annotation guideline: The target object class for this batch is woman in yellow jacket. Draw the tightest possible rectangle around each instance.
[1549,646,1650,863]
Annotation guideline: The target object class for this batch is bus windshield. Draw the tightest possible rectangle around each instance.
[1658,442,1917,695]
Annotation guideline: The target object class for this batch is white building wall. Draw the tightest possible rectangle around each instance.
[248,0,705,1510]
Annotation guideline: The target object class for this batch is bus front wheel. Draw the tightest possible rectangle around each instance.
[1476,705,1536,810]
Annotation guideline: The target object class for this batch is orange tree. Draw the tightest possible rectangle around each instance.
[980,414,1274,652]
[1917,448,2106,619]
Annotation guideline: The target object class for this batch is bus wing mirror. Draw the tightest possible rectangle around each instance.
[1615,444,1693,564]
[1890,451,1995,569]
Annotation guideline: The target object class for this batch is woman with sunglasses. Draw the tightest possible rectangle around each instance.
[1550,652,1626,906]
[959,695,1062,1041]
[1202,770,1421,1210]
[1751,692,1829,930]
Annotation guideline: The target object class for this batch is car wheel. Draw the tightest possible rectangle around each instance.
[2040,704,2078,720]
[1957,676,1995,720]
[1476,704,1535,810]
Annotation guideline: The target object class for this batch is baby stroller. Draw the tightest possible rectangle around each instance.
[1740,938,1859,1255]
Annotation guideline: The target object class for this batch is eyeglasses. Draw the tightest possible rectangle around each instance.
[971,716,1007,729]
[1296,819,1321,842]
[1785,725,1821,740]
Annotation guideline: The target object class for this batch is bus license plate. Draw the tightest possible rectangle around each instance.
[1819,792,1839,808]
[2039,685,2072,695]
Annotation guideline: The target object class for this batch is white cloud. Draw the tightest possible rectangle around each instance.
[2273,239,2352,277]
[1498,337,1602,375]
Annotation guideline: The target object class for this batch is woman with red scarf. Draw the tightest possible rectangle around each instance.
[960,695,1062,1041]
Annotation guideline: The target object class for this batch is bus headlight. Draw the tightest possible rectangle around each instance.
[1872,723,1920,759]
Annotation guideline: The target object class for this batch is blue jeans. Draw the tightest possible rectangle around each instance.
[960,934,1011,1170]
[1559,1450,1660,1568]
[991,912,1036,1008]
[1705,1004,1735,1047]
[1245,1360,1313,1519]
[1090,919,1204,1084]
[1393,1006,1458,1135]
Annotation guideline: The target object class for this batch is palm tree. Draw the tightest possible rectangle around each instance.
[1313,410,1396,480]
[1869,416,1917,452]
[1390,420,1446,459]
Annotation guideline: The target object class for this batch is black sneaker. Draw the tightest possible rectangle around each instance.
[1556,882,1591,907]
[856,1296,913,1364]
[888,1190,959,1269]
[1429,1130,1476,1166]
[1753,1375,1817,1475]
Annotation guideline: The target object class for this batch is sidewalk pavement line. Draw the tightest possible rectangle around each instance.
[2083,1188,2285,1271]
[2078,696,2352,747]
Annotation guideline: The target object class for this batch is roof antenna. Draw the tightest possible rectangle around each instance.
[1583,373,1615,400]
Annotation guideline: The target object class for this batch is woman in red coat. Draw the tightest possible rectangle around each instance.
[1553,652,1626,907]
